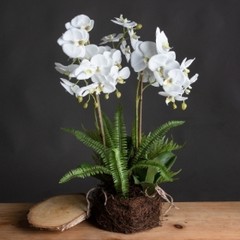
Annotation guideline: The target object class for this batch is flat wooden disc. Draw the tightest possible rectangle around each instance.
[28,194,88,231]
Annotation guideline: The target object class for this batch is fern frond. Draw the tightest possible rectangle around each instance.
[59,164,112,183]
[62,128,109,166]
[108,108,129,196]
[147,137,183,160]
[133,121,184,164]
[102,113,115,148]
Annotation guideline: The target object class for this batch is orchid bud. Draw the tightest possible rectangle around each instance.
[83,102,88,109]
[173,102,177,110]
[181,101,187,110]
[77,96,83,103]
[94,101,99,108]
[135,23,142,30]
[116,90,121,98]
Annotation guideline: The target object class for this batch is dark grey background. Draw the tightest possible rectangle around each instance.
[1,0,240,202]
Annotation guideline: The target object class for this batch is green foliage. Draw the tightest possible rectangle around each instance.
[60,110,183,197]
[130,152,181,188]
[146,137,183,160]
[62,128,108,166]
[132,120,184,164]
[59,164,111,183]
[60,108,129,197]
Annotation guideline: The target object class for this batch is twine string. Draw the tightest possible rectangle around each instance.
[145,185,179,216]
[155,185,179,216]
[85,187,108,217]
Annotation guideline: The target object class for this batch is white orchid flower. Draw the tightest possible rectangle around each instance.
[107,49,122,66]
[84,44,99,59]
[75,83,99,97]
[189,73,198,84]
[131,41,157,72]
[57,28,89,58]
[182,73,199,94]
[148,52,179,85]
[65,14,94,32]
[84,45,112,60]
[157,69,187,105]
[102,76,117,94]
[120,40,131,62]
[91,53,113,76]
[128,28,141,50]
[116,67,130,84]
[156,27,171,54]
[91,73,116,94]
[60,78,80,96]
[159,91,188,106]
[142,68,159,87]
[100,33,123,45]
[111,14,137,29]
[180,58,195,75]
[163,69,186,92]
[55,63,79,76]
[72,59,97,80]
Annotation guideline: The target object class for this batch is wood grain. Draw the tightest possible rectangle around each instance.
[0,202,239,240]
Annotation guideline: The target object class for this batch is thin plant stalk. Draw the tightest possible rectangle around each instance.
[95,94,106,147]
[135,72,144,149]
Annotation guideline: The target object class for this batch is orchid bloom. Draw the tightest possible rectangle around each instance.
[148,51,179,86]
[156,27,171,54]
[57,28,89,58]
[100,33,123,45]
[56,14,198,109]
[55,63,79,77]
[131,41,157,72]
[120,40,131,62]
[111,14,137,29]
[65,14,94,32]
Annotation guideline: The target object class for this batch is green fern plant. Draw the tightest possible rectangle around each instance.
[59,107,183,197]
[60,107,130,197]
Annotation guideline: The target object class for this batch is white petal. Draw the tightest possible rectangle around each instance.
[181,58,195,69]
[153,71,164,85]
[63,28,89,42]
[70,14,94,31]
[119,67,130,79]
[139,41,157,58]
[148,54,168,71]
[111,50,122,65]
[168,69,185,84]
[91,54,108,67]
[60,78,77,95]
[55,63,78,75]
[76,83,98,97]
[175,95,188,101]
[85,44,99,59]
[65,22,72,29]
[131,51,146,72]
[91,74,105,83]
[57,37,65,46]
[62,44,86,58]
[189,73,199,84]
[156,27,169,53]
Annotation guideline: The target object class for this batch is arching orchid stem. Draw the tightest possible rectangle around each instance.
[95,94,106,147]
[135,72,144,149]
[138,75,144,147]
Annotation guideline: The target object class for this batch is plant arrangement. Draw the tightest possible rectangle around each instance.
[54,14,198,233]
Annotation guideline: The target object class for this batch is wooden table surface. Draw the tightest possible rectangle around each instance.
[0,202,239,240]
